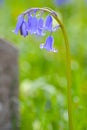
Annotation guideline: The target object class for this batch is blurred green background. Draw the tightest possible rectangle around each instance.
[0,0,87,130]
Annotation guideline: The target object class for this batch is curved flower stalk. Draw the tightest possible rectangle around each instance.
[14,7,73,130]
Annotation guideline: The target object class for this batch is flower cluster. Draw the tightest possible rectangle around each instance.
[14,10,60,52]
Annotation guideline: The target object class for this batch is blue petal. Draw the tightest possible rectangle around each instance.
[38,18,44,29]
[30,16,38,34]
[45,15,53,31]
[40,36,58,52]
[14,15,24,34]
[37,18,45,36]
[27,14,32,32]
[20,21,28,37]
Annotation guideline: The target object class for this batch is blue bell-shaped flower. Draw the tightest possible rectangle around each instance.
[45,15,53,31]
[40,36,58,52]
[37,18,45,36]
[27,14,32,32]
[30,16,38,34]
[20,20,28,37]
[14,14,24,34]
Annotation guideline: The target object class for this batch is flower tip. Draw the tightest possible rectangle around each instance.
[53,49,58,53]
[40,44,44,49]
[40,43,58,53]
[12,29,18,34]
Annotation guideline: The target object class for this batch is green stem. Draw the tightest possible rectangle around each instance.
[61,25,73,130]
[23,7,73,130]
[43,8,73,130]
[55,14,73,130]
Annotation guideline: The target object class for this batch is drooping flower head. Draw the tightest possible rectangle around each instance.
[14,8,60,52]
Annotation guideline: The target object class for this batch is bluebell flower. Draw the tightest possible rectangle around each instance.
[45,15,59,32]
[14,14,24,34]
[20,20,28,37]
[37,18,45,36]
[40,36,57,52]
[29,16,38,34]
[45,15,53,31]
[27,14,32,32]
